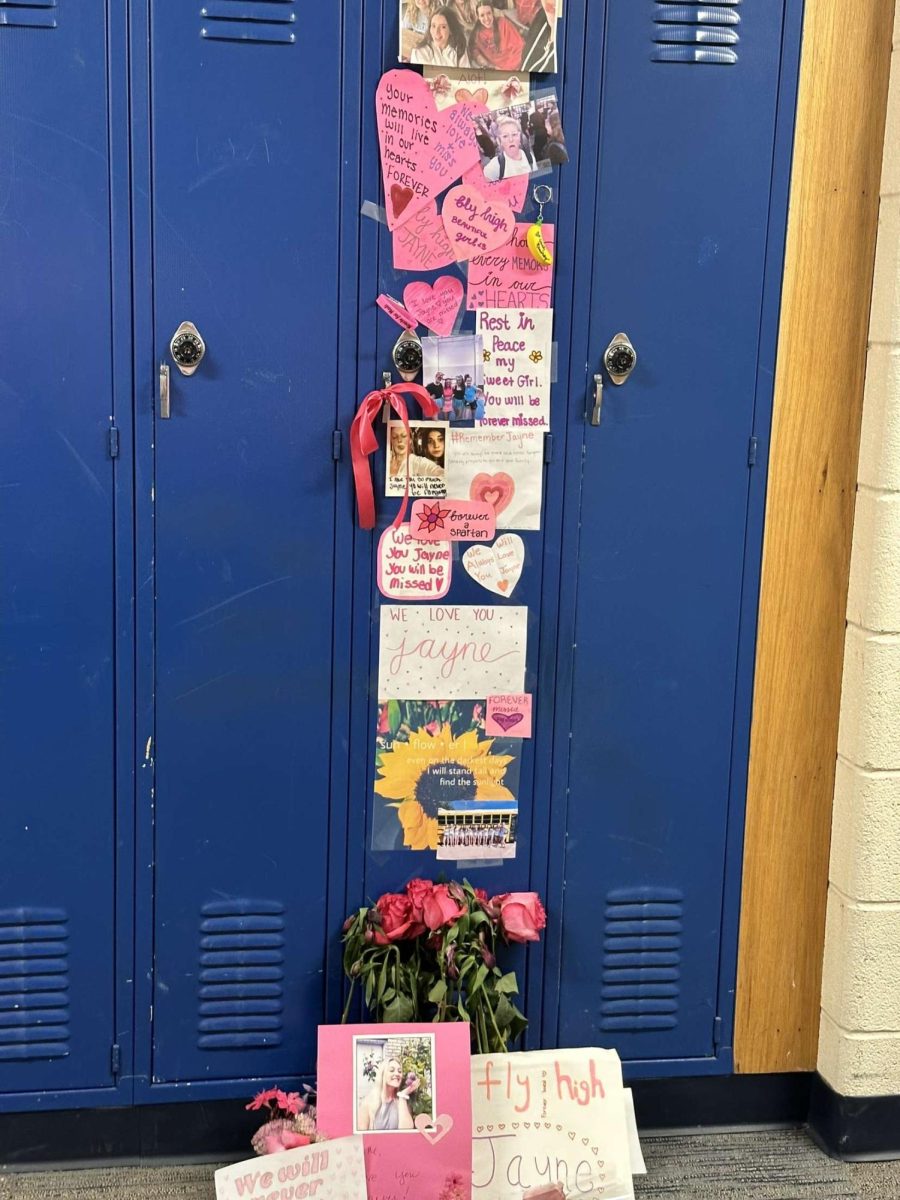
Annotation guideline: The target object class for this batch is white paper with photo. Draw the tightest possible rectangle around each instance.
[477,308,552,428]
[471,1048,635,1200]
[378,604,527,699]
[446,428,543,530]
[386,420,448,500]
[423,65,531,112]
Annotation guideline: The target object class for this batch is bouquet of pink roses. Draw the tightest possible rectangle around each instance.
[245,1086,325,1157]
[341,879,546,1054]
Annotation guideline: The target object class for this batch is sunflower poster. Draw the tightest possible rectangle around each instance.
[373,700,521,856]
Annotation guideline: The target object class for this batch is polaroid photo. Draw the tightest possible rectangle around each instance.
[422,333,485,422]
[473,91,567,183]
[400,3,558,73]
[353,1033,436,1134]
[386,421,448,499]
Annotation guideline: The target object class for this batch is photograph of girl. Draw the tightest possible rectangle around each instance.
[354,1035,436,1133]
[400,0,557,72]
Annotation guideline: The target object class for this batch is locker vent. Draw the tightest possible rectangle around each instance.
[0,0,58,30]
[0,907,70,1061]
[652,1,740,65]
[198,900,285,1050]
[200,0,296,45]
[600,888,682,1032]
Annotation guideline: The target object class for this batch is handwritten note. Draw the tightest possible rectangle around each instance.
[423,67,531,113]
[442,186,517,261]
[377,70,482,230]
[410,499,497,542]
[214,1138,366,1200]
[477,308,553,428]
[378,524,452,599]
[463,535,525,597]
[486,693,532,738]
[447,429,544,531]
[404,276,465,337]
[393,204,457,273]
[467,223,555,310]
[471,1050,638,1200]
[463,162,529,216]
[378,605,527,700]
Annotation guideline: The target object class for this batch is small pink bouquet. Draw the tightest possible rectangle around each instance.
[246,1086,326,1157]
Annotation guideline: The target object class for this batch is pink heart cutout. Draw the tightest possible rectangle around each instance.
[442,185,517,261]
[463,162,529,214]
[470,472,515,515]
[377,70,482,231]
[403,275,464,336]
[414,1112,454,1145]
[493,711,523,732]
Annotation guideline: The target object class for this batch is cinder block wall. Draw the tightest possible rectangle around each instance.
[818,8,900,1097]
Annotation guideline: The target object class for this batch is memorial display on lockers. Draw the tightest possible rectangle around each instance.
[351,1,566,863]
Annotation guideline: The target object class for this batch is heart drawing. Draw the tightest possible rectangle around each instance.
[414,1112,455,1145]
[456,87,489,105]
[403,275,465,337]
[463,534,525,597]
[470,472,515,516]
[377,70,483,231]
[441,185,517,261]
[492,711,524,732]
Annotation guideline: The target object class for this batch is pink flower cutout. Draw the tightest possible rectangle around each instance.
[418,502,451,534]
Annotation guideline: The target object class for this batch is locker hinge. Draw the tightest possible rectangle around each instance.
[747,436,758,467]
[108,424,120,459]
[712,1016,723,1049]
[111,1043,121,1077]
[332,430,343,462]
[543,432,553,464]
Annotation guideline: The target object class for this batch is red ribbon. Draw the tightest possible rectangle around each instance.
[428,73,453,97]
[350,383,439,531]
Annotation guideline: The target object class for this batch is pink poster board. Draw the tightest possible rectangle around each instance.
[318,1023,473,1200]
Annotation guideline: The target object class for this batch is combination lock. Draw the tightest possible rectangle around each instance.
[169,321,206,377]
[603,333,637,385]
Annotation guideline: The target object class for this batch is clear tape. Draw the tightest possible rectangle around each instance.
[361,199,387,225]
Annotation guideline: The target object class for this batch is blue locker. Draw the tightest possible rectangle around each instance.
[0,3,127,1101]
[0,0,804,1112]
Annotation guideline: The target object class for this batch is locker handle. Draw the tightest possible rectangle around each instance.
[591,374,603,426]
[159,363,171,419]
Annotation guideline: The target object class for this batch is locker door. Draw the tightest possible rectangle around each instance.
[0,7,121,1096]
[550,0,797,1064]
[141,2,344,1090]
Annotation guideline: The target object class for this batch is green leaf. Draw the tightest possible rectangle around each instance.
[428,979,447,1003]
[472,964,489,995]
[496,971,519,995]
[494,993,516,1029]
[387,700,403,735]
[383,993,415,1022]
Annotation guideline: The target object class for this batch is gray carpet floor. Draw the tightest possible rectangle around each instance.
[0,1129,898,1199]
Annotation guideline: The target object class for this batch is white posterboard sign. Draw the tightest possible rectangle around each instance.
[214,1136,366,1200]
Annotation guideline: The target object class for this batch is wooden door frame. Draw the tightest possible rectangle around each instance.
[734,0,896,1072]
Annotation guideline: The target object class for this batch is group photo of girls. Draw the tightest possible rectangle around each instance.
[399,0,558,73]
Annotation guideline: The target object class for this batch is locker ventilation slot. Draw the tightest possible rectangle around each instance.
[0,907,70,1060]
[198,900,285,1050]
[652,1,739,65]
[600,889,682,1032]
[200,0,296,45]
[0,0,57,30]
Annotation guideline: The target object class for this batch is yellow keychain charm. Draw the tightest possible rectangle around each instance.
[526,184,554,267]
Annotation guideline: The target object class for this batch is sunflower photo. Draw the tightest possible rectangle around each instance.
[372,699,521,854]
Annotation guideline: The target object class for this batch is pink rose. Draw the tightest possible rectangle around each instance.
[491,892,547,943]
[373,893,417,944]
[423,883,466,931]
[406,879,434,933]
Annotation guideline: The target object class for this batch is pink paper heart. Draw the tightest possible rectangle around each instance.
[403,275,464,336]
[470,472,515,515]
[463,162,529,214]
[414,1112,454,1145]
[377,70,482,231]
[493,711,523,732]
[393,203,456,273]
[442,185,516,261]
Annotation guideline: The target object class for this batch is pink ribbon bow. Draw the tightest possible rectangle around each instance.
[428,74,452,97]
[350,382,440,531]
